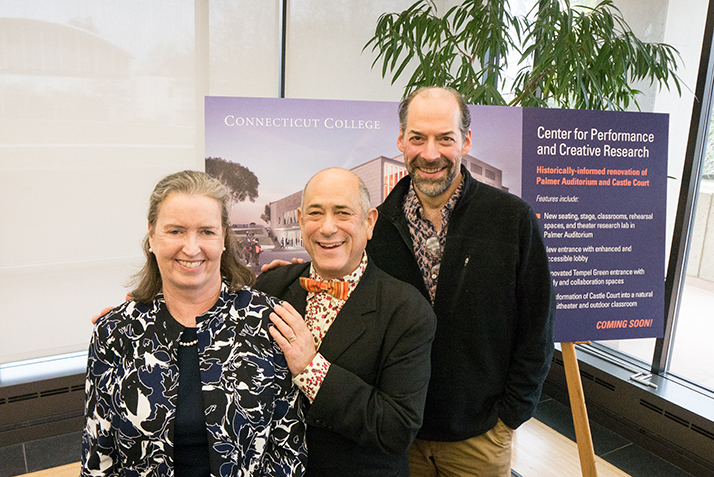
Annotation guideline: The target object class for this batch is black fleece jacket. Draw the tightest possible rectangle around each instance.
[366,166,555,441]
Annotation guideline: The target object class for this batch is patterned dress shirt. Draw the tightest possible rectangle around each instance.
[292,253,367,402]
[403,179,465,303]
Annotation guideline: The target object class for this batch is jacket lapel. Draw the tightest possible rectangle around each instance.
[317,262,378,362]
[285,271,308,316]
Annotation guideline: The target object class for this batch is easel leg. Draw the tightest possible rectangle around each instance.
[561,342,598,477]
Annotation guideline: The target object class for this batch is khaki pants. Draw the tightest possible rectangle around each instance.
[408,419,513,477]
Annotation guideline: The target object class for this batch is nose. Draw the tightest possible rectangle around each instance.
[319,213,338,236]
[182,232,201,255]
[422,138,440,161]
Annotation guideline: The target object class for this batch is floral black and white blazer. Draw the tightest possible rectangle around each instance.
[81,283,307,476]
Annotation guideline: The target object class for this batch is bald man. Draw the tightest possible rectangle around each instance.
[259,168,436,477]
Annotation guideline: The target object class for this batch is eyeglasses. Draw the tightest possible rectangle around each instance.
[425,236,442,280]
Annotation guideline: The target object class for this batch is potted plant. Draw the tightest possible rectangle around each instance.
[364,0,682,110]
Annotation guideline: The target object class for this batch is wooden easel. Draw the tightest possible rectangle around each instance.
[561,342,598,477]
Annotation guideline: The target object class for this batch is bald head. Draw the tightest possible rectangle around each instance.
[298,168,378,279]
[302,168,372,217]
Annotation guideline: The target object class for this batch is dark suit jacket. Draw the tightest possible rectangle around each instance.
[255,260,436,477]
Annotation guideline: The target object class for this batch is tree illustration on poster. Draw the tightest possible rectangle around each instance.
[205,156,259,204]
[260,204,271,224]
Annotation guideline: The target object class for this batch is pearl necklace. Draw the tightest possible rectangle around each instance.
[178,338,198,346]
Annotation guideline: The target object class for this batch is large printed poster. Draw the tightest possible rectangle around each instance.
[205,96,667,343]
[521,108,668,342]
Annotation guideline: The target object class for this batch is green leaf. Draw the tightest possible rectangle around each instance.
[365,0,682,108]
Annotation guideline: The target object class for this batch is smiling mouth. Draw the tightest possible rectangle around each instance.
[317,242,344,250]
[411,156,451,175]
[178,260,204,268]
[418,166,446,174]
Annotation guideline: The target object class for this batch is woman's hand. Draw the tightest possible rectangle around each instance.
[269,302,316,376]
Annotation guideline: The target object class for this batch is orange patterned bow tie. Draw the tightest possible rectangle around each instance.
[299,277,350,300]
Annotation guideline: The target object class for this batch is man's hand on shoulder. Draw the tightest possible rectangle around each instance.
[91,293,132,324]
[260,257,305,273]
[91,307,114,324]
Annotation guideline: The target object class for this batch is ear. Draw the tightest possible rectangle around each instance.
[364,208,378,240]
[397,130,406,153]
[461,129,472,155]
[147,222,154,249]
[297,207,307,243]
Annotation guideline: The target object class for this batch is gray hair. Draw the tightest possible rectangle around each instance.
[398,86,471,141]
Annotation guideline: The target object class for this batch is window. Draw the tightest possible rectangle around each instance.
[593,0,714,394]
[0,2,203,364]
[667,105,714,390]
[0,0,411,365]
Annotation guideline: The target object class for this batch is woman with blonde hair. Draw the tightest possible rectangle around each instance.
[81,170,306,476]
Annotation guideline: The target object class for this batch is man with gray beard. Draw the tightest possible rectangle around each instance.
[366,86,555,477]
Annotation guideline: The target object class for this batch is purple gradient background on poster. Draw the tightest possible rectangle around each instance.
[204,97,522,224]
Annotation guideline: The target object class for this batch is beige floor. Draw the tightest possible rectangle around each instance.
[513,418,630,477]
[17,418,629,477]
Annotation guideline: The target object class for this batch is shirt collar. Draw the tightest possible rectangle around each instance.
[404,175,465,228]
[308,251,368,288]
